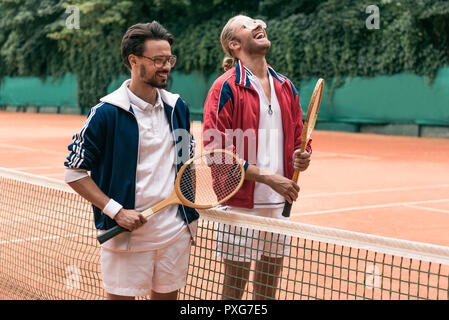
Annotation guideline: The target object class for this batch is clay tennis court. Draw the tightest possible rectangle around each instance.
[2,110,449,300]
[1,110,448,247]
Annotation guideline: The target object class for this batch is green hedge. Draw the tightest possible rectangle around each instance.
[0,0,448,112]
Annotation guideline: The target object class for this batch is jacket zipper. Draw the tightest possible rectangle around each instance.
[170,107,196,246]
[125,107,139,250]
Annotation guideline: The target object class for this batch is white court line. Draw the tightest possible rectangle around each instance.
[312,159,362,163]
[0,217,29,224]
[2,149,36,154]
[10,166,62,171]
[404,204,449,215]
[0,231,96,245]
[292,198,449,217]
[43,173,65,178]
[313,151,380,161]
[301,184,449,198]
[0,143,64,155]
[0,213,91,224]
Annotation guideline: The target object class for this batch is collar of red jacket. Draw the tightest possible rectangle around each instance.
[234,60,288,88]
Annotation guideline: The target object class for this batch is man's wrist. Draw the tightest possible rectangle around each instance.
[103,199,123,219]
[258,169,275,186]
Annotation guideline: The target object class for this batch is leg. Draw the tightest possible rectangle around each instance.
[107,293,135,300]
[222,259,251,300]
[152,230,192,300]
[252,207,289,300]
[151,290,178,300]
[253,255,284,300]
[101,248,157,300]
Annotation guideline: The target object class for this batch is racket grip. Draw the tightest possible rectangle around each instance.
[282,200,293,217]
[97,225,129,244]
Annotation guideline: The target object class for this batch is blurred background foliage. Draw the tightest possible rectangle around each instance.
[0,0,448,110]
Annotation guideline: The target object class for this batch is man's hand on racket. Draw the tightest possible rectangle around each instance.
[264,173,300,204]
[293,150,311,172]
[97,149,246,244]
[114,209,147,231]
[245,165,299,204]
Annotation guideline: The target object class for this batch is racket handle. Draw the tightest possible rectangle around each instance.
[282,168,301,217]
[291,168,300,183]
[282,201,293,217]
[97,225,129,244]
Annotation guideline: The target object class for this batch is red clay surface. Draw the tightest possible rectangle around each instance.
[1,111,449,247]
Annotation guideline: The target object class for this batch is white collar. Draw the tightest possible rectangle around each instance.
[100,79,181,112]
[246,67,273,88]
[126,86,163,111]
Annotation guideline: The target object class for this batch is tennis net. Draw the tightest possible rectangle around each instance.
[1,167,449,300]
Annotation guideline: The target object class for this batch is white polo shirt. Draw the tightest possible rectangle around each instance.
[65,86,188,251]
[245,67,285,208]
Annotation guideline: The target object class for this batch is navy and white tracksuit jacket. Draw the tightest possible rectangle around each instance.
[64,80,199,231]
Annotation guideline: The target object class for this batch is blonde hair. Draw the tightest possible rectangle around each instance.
[220,15,248,71]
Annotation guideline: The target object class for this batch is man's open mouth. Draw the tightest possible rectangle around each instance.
[253,31,265,39]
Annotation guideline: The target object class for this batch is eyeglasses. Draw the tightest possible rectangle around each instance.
[242,19,267,30]
[139,55,177,68]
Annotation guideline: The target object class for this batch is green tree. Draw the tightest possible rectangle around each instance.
[0,0,66,79]
[46,0,258,111]
[0,0,448,112]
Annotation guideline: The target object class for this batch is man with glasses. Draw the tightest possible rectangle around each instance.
[203,15,312,299]
[64,21,198,300]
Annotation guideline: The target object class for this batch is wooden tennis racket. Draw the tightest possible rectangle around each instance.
[282,78,324,218]
[97,149,245,244]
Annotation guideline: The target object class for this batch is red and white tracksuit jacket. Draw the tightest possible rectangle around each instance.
[203,60,312,209]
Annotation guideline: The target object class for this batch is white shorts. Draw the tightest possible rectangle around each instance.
[100,230,192,297]
[216,206,290,262]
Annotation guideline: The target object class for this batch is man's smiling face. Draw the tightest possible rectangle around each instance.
[230,16,271,56]
[133,39,172,89]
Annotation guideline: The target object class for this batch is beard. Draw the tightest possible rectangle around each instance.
[140,64,169,89]
[239,36,271,56]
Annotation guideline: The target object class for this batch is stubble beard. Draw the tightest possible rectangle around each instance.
[140,64,169,89]
[240,36,271,57]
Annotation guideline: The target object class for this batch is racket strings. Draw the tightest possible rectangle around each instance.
[179,152,243,206]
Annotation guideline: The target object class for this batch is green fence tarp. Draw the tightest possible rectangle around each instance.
[1,67,448,125]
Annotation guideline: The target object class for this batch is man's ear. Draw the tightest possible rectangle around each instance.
[229,40,240,52]
[128,54,137,67]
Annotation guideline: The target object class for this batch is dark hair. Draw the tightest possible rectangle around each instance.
[121,21,174,69]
